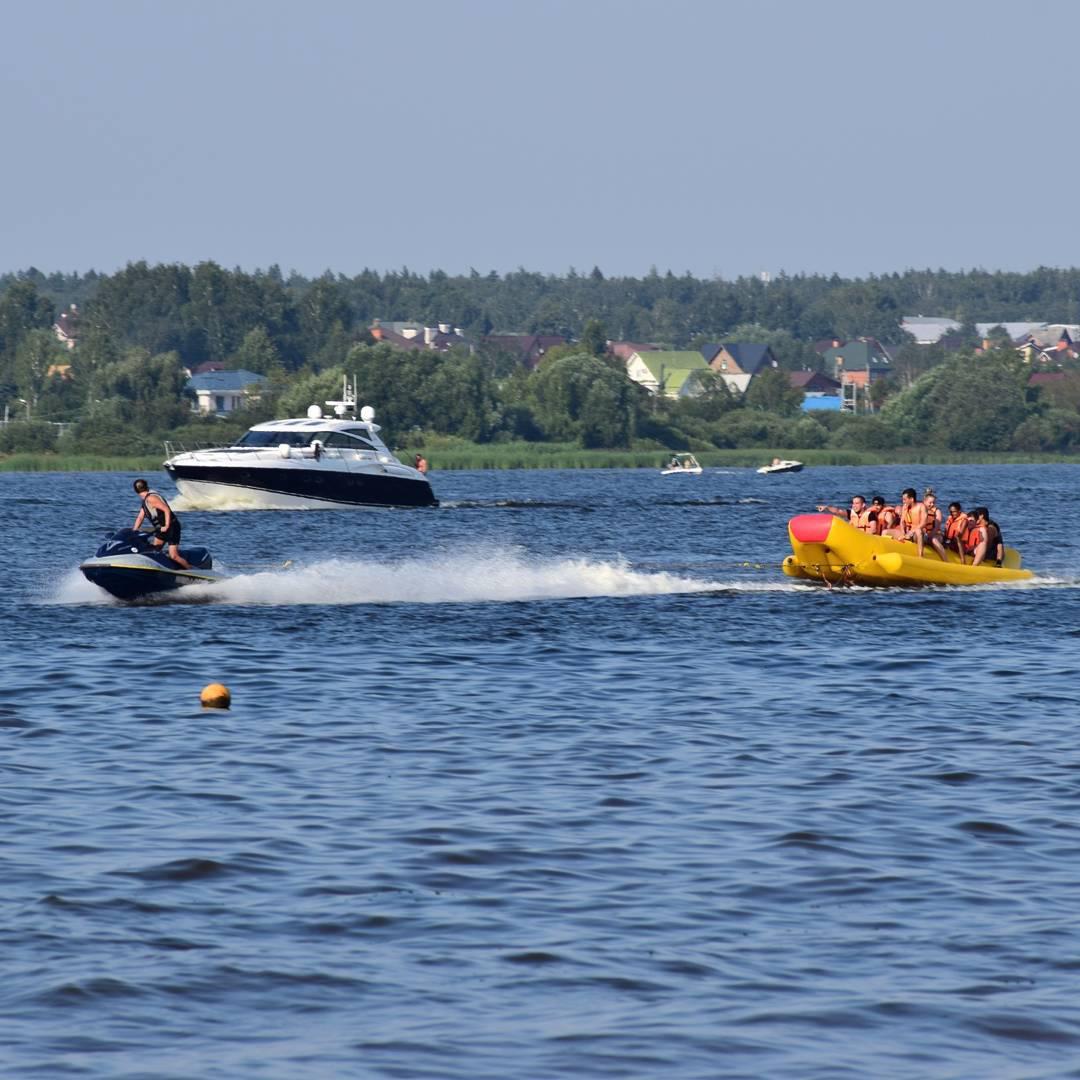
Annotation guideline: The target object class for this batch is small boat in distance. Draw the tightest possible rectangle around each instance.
[757,458,804,475]
[661,453,703,475]
[783,513,1032,587]
[80,528,226,601]
[163,377,438,510]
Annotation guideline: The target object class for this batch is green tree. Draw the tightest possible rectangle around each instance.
[743,367,804,417]
[231,326,284,376]
[14,329,65,408]
[528,353,638,446]
[671,369,735,422]
[580,318,608,357]
[88,349,192,432]
[929,352,1030,450]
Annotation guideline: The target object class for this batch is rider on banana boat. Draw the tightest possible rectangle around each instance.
[970,508,1005,567]
[917,488,945,559]
[871,496,897,536]
[942,503,971,564]
[890,488,923,542]
[816,495,877,533]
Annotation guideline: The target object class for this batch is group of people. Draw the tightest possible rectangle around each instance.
[816,488,1006,567]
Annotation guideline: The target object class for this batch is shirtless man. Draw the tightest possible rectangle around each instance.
[970,507,1004,567]
[896,488,924,543]
[917,488,944,558]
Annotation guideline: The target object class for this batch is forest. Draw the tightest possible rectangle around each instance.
[1,261,1080,459]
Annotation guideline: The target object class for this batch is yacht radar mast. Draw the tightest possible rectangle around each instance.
[324,375,358,418]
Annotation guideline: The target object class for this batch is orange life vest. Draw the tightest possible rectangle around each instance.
[850,507,874,532]
[945,513,968,542]
[922,506,941,536]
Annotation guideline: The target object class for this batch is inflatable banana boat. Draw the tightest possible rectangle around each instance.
[783,513,1033,587]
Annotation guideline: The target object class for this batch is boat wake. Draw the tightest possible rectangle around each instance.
[52,547,724,606]
[50,553,1077,607]
[206,548,718,605]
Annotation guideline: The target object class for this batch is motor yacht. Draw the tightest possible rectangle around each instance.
[163,379,438,510]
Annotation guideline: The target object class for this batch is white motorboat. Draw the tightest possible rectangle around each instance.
[163,379,438,510]
[757,458,804,475]
[660,453,703,476]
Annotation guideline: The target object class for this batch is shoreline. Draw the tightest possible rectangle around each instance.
[4,448,1080,473]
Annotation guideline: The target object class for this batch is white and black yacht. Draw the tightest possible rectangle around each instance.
[164,379,438,509]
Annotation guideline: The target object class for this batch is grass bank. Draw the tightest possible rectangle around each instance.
[0,454,166,473]
[4,445,1080,473]
[399,444,1080,470]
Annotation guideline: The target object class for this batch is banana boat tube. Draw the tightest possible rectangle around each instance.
[783,513,1033,587]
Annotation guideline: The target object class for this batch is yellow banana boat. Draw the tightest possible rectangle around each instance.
[783,513,1033,587]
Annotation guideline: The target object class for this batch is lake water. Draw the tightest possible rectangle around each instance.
[3,464,1080,1079]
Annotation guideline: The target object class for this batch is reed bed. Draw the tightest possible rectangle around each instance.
[3,447,1079,473]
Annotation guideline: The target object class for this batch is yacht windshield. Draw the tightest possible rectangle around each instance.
[321,431,378,450]
[237,430,321,448]
[236,427,381,450]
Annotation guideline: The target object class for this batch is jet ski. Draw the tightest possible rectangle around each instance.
[79,528,226,601]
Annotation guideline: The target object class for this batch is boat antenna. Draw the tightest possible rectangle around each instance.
[324,375,358,416]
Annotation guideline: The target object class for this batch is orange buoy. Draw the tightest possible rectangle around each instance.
[200,683,231,709]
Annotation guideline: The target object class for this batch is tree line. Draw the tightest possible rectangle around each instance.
[1,262,1080,456]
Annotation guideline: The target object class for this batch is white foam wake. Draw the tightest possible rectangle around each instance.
[207,548,716,606]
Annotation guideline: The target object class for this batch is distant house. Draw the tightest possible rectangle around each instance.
[1028,371,1070,388]
[1017,326,1080,363]
[901,316,961,345]
[707,342,779,395]
[790,370,841,411]
[480,333,567,369]
[54,303,79,350]
[188,369,269,415]
[902,315,1052,347]
[822,338,891,412]
[609,341,660,363]
[369,319,468,352]
[624,350,709,397]
[823,339,891,384]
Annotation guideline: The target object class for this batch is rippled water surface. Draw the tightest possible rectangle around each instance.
[4,464,1080,1079]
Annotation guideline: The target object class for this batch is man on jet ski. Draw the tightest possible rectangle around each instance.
[132,478,191,569]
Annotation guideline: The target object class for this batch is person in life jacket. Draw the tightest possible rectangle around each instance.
[132,478,191,569]
[816,495,876,533]
[898,488,925,544]
[942,502,971,563]
[969,507,1005,567]
[917,487,945,559]
[872,495,899,537]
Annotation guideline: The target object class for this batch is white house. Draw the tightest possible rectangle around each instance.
[188,369,269,415]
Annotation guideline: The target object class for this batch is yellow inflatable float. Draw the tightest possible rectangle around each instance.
[783,513,1033,587]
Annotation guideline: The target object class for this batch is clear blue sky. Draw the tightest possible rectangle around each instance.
[3,0,1076,281]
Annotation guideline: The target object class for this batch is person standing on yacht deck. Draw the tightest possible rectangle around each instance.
[132,478,191,569]
[414,454,429,474]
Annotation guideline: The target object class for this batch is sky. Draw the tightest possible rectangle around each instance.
[3,0,1078,282]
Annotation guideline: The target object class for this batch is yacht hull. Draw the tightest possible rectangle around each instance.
[166,463,438,510]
